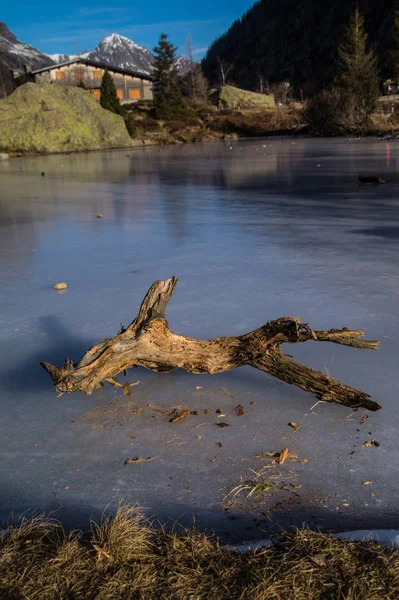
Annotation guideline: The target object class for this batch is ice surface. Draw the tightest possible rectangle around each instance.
[0,138,398,542]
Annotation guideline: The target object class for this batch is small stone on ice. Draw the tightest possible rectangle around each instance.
[54,282,67,290]
[96,214,104,218]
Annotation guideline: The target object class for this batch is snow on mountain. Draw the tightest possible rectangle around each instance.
[175,56,195,76]
[46,51,90,64]
[87,33,154,75]
[46,53,69,63]
[85,33,194,76]
[0,23,196,81]
[0,22,54,71]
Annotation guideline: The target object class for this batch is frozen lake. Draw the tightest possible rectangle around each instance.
[0,138,398,542]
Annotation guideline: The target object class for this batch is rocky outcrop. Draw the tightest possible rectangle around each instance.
[0,83,136,154]
[218,86,275,110]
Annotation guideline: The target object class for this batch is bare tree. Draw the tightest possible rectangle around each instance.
[194,67,209,103]
[185,34,196,101]
[182,35,209,104]
[217,56,233,87]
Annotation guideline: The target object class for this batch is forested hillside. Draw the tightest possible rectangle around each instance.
[202,0,397,95]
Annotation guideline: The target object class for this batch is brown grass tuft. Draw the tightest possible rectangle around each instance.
[1,505,399,599]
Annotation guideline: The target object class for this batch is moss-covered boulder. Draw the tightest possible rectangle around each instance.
[219,85,275,110]
[0,83,136,154]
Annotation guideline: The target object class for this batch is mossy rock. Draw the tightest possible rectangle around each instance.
[219,85,275,110]
[0,83,137,154]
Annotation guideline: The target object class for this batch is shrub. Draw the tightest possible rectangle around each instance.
[304,88,359,136]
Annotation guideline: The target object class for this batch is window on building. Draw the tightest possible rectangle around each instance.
[129,89,141,99]
[90,89,101,100]
[74,71,84,80]
[94,70,102,80]
[56,71,65,80]
[116,90,124,100]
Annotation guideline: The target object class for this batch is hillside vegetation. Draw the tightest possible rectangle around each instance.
[202,0,396,94]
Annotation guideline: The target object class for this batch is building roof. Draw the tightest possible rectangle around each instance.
[31,57,153,81]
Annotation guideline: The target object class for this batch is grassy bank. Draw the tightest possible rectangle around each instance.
[1,505,398,599]
[126,103,304,145]
[127,101,399,145]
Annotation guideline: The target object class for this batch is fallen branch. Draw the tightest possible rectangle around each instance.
[41,277,381,411]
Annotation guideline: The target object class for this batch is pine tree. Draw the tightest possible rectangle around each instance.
[391,10,399,81]
[338,7,379,117]
[100,70,122,114]
[153,33,186,119]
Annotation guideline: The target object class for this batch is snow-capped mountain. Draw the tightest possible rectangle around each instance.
[87,34,154,75]
[0,22,54,71]
[84,34,193,76]
[0,24,195,81]
[46,51,90,63]
[175,56,195,76]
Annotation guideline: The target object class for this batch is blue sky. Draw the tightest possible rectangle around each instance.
[3,1,254,57]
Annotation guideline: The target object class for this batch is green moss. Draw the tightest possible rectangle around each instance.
[0,83,135,154]
[219,85,275,110]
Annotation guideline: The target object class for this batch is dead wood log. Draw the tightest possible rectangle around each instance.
[41,277,381,411]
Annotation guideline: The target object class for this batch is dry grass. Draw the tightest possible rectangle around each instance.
[125,104,304,145]
[1,504,398,599]
[209,107,303,137]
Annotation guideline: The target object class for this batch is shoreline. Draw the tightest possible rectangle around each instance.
[2,129,396,160]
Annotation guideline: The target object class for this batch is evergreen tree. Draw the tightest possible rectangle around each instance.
[338,7,379,117]
[391,10,399,81]
[100,70,123,114]
[153,33,186,119]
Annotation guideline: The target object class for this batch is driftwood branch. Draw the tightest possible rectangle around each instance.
[41,277,381,411]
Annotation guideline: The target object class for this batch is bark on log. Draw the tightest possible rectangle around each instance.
[41,277,381,411]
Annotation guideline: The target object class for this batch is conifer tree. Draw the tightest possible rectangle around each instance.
[391,10,399,81]
[100,70,122,114]
[153,33,186,119]
[338,7,379,117]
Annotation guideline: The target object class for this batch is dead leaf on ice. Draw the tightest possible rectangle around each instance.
[256,452,280,458]
[170,410,190,423]
[278,448,289,465]
[362,439,380,447]
[124,456,159,464]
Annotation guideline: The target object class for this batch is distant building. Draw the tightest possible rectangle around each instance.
[18,58,153,103]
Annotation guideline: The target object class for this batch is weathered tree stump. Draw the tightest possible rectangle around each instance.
[41,277,381,411]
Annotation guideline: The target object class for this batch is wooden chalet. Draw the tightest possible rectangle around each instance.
[26,58,153,103]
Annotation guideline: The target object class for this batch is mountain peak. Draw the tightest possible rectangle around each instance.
[86,32,194,76]
[0,22,18,43]
[103,33,128,42]
[98,33,149,53]
[0,22,54,72]
[87,33,154,74]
